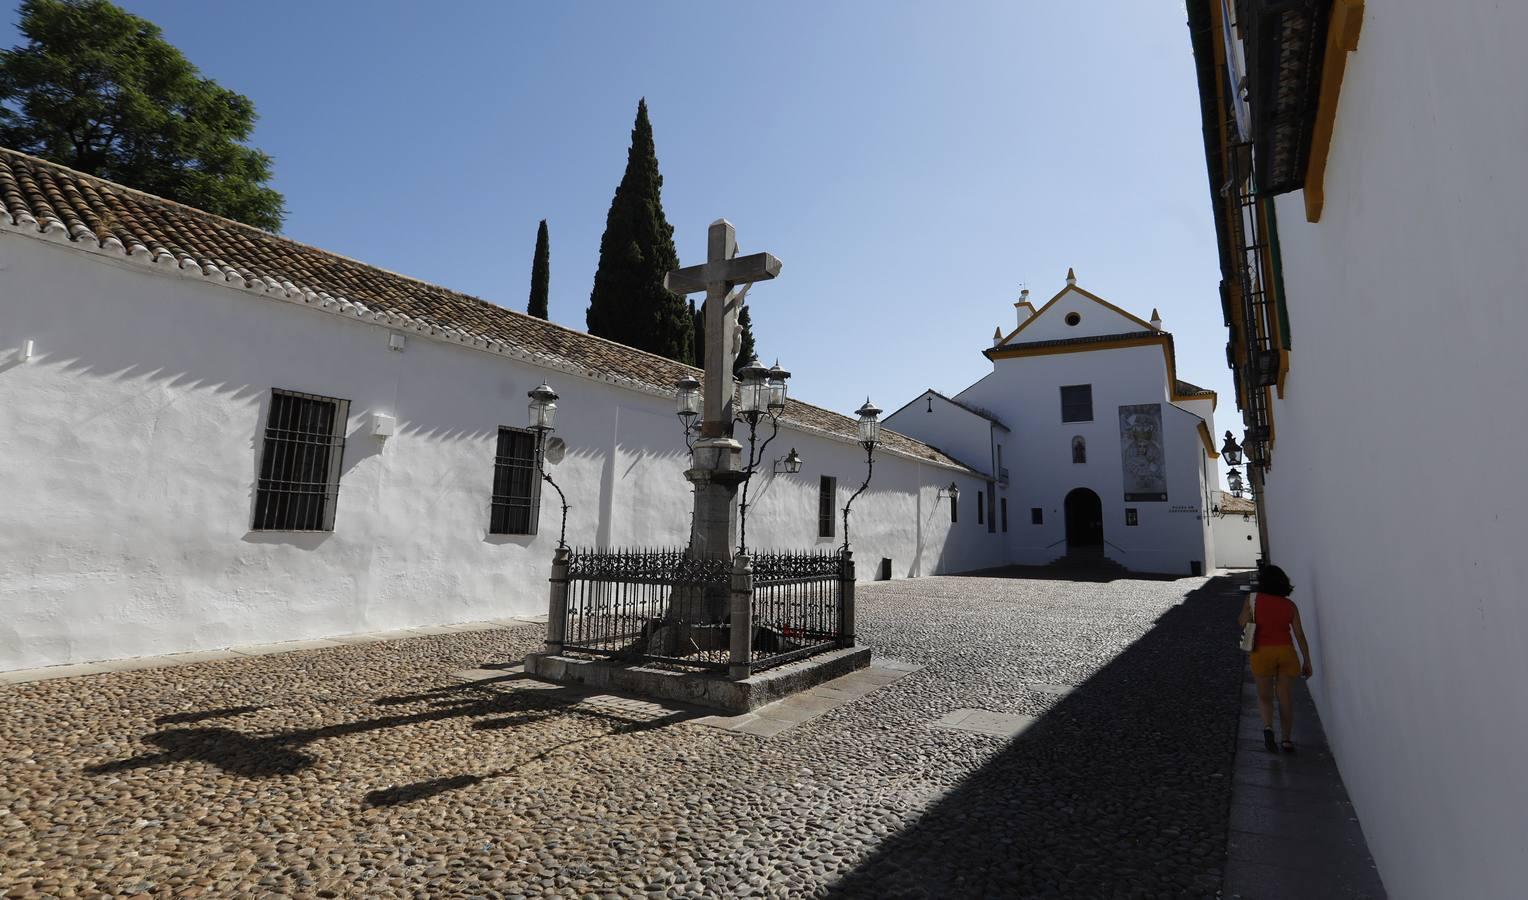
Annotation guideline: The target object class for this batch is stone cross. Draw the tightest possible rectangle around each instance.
[665,219,782,573]
[665,219,782,438]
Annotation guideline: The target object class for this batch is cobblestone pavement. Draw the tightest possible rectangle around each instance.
[0,573,1243,899]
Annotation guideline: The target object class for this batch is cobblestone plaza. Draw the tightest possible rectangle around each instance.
[1,574,1245,898]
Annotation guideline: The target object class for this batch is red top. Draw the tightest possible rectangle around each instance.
[1252,593,1295,647]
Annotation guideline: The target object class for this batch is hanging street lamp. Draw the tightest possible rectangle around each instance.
[1220,430,1244,466]
[527,382,570,549]
[841,398,883,552]
[1227,467,1246,498]
[773,447,803,475]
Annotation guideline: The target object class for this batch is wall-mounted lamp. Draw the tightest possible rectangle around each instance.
[936,482,960,503]
[772,447,803,475]
[370,412,396,439]
[388,332,406,352]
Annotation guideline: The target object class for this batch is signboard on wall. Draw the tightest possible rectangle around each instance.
[1119,403,1168,501]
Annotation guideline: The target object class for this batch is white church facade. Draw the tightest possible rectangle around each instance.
[884,272,1222,576]
[0,150,1010,673]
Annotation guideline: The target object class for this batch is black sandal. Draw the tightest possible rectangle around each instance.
[1280,739,1296,754]
[1263,728,1278,752]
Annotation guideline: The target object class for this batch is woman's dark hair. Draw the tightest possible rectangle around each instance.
[1260,565,1293,596]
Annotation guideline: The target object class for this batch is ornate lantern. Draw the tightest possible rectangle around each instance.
[767,360,790,414]
[1220,430,1244,466]
[855,398,883,450]
[737,358,770,420]
[527,382,558,433]
[1227,467,1245,498]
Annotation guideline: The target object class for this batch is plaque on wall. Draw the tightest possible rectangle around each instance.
[1119,403,1168,502]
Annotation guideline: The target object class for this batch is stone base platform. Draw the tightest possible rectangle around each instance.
[523,645,872,714]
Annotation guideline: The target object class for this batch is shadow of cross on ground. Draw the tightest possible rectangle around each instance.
[86,672,701,804]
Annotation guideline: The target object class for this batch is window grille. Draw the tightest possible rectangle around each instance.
[1031,507,1043,525]
[987,488,996,533]
[1001,498,1008,532]
[818,476,837,538]
[1060,384,1093,423]
[491,427,541,535]
[1125,508,1139,526]
[977,491,985,525]
[252,390,349,532]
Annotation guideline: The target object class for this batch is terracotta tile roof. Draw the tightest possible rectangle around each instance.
[984,329,1160,357]
[1219,495,1256,516]
[0,147,970,472]
[1175,378,1215,397]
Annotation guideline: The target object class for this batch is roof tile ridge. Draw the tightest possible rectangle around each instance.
[0,146,709,380]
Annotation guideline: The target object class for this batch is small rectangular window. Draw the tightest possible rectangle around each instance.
[1001,498,1008,532]
[818,476,837,538]
[1060,384,1093,423]
[253,389,349,532]
[951,493,959,524]
[1125,508,1139,527]
[987,488,996,533]
[490,427,541,535]
[1031,507,1043,525]
[977,491,985,525]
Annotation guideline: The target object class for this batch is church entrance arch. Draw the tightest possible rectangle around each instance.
[1064,488,1104,553]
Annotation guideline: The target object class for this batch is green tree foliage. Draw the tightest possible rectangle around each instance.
[733,304,758,377]
[527,219,550,319]
[586,99,691,363]
[0,0,285,230]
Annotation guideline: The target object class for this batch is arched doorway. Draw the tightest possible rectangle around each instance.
[1064,488,1104,553]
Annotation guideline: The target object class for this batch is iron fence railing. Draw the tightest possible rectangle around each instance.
[562,547,732,670]
[750,550,845,669]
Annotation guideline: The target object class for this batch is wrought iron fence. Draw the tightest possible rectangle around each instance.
[750,549,844,669]
[562,547,733,670]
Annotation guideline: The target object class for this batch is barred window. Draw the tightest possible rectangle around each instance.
[491,427,541,536]
[1072,435,1087,464]
[977,491,985,525]
[987,488,996,534]
[252,390,349,532]
[1060,384,1093,422]
[951,492,958,524]
[818,476,837,539]
[1001,498,1008,532]
[1031,507,1043,525]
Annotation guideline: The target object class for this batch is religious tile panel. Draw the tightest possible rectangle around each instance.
[1118,403,1168,502]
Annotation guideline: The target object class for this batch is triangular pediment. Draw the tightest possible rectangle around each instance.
[999,282,1155,345]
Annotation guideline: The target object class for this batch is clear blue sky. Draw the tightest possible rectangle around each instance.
[6,0,1236,483]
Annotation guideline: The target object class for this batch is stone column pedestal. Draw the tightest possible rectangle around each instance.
[729,552,754,681]
[686,436,744,622]
[545,545,570,654]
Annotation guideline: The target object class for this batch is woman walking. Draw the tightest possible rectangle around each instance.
[1237,565,1312,753]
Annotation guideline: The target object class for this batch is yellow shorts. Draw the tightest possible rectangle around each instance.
[1250,645,1300,678]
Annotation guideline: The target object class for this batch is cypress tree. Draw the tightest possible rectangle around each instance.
[527,219,550,319]
[586,99,692,363]
[690,298,705,369]
[733,305,758,377]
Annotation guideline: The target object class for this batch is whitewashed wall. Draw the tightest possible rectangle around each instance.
[0,230,998,671]
[884,391,998,476]
[957,342,1214,574]
[1254,3,1528,895]
[1210,495,1259,569]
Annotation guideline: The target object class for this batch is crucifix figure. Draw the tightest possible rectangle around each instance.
[665,219,782,567]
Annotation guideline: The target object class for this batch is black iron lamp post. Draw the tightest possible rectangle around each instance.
[734,358,790,553]
[527,382,570,549]
[841,398,883,552]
